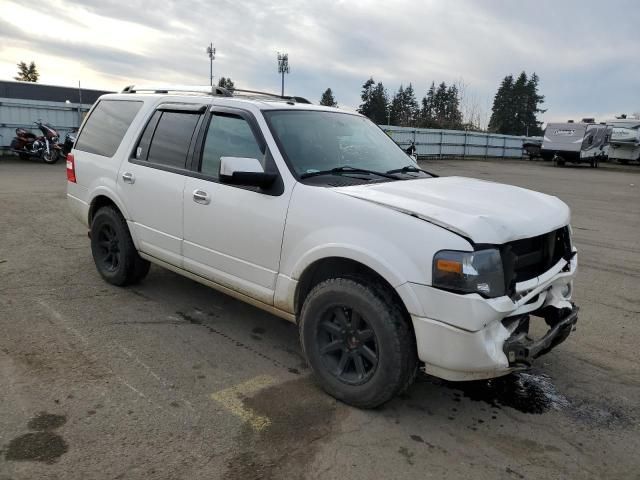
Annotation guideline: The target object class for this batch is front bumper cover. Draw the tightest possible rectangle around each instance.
[502,304,579,367]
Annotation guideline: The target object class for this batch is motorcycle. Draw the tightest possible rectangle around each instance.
[10,121,63,164]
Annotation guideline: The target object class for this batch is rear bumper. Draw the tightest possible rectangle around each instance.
[67,192,89,227]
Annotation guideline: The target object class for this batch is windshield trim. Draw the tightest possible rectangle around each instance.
[261,108,415,185]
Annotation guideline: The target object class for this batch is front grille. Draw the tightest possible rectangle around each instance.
[502,226,572,287]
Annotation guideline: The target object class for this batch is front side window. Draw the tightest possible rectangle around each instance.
[75,100,142,157]
[200,113,264,178]
[263,110,418,180]
[136,111,200,169]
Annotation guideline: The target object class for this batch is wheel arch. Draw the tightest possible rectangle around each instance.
[293,256,419,322]
[88,188,130,226]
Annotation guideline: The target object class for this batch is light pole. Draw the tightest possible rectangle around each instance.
[277,52,289,97]
[206,43,216,87]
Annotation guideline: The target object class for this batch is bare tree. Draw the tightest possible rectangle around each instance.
[455,78,484,131]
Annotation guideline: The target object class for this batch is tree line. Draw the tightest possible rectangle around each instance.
[13,60,544,136]
[320,71,545,136]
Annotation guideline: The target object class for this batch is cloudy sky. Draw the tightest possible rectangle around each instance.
[1,0,638,125]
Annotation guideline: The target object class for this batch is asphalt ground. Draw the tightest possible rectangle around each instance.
[0,155,639,479]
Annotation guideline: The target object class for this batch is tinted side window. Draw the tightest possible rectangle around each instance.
[201,114,264,178]
[75,100,142,157]
[134,110,162,161]
[146,112,199,169]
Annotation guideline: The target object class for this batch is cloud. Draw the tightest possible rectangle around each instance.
[1,0,638,123]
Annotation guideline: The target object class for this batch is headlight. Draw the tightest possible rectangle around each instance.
[432,249,505,298]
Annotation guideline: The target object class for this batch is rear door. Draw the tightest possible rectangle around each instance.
[117,104,204,267]
[182,107,291,305]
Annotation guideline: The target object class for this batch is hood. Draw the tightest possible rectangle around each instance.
[333,176,570,244]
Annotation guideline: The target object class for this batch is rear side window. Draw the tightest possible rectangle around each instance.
[75,100,142,157]
[136,111,200,169]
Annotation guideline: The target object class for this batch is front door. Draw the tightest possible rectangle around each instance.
[182,108,291,305]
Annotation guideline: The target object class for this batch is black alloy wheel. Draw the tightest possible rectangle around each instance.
[317,306,379,385]
[300,277,418,408]
[90,206,150,286]
[96,223,121,273]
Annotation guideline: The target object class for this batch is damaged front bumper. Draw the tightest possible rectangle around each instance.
[404,249,579,381]
[502,304,578,368]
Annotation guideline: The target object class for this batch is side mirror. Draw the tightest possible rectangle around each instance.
[219,156,277,188]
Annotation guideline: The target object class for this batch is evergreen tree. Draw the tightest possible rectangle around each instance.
[14,61,39,82]
[523,73,545,136]
[419,82,436,128]
[357,77,376,118]
[217,77,235,90]
[488,72,544,135]
[389,84,419,127]
[319,88,338,107]
[369,82,389,124]
[444,84,463,129]
[389,85,405,126]
[358,77,389,124]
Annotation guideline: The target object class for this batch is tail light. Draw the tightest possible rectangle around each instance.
[66,153,77,183]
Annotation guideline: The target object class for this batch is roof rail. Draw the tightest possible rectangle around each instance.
[121,85,232,96]
[231,88,311,104]
[120,84,311,104]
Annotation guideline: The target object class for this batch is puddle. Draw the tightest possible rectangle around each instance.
[5,432,68,464]
[4,412,68,464]
[423,371,569,414]
[27,413,67,431]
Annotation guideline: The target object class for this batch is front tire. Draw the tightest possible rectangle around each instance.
[90,206,150,286]
[300,278,418,408]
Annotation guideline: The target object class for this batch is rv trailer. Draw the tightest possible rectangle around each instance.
[607,118,640,164]
[541,121,611,167]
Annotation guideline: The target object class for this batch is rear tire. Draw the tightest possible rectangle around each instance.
[300,277,418,408]
[90,206,150,286]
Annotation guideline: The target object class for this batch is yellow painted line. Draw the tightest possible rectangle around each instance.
[210,375,276,432]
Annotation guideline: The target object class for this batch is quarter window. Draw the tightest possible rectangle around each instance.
[75,100,142,157]
[201,114,264,178]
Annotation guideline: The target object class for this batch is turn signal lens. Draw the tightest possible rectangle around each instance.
[66,153,76,183]
[436,259,462,274]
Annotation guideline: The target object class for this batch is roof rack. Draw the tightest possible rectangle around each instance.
[120,84,311,104]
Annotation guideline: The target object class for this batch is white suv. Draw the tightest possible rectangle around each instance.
[67,85,578,408]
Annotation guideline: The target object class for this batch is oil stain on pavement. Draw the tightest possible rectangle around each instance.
[4,412,68,464]
[224,377,345,480]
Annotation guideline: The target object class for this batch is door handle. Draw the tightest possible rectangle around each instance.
[193,189,211,205]
[122,172,135,184]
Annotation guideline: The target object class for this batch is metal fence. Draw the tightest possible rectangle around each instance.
[0,96,534,159]
[380,125,533,159]
[0,98,92,148]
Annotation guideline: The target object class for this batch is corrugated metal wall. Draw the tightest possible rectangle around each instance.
[380,125,530,158]
[0,95,533,160]
[0,98,92,147]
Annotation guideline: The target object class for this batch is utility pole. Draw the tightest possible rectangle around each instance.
[206,43,216,87]
[277,52,289,97]
[77,80,83,127]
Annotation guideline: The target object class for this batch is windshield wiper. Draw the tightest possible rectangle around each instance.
[385,165,439,177]
[300,166,400,180]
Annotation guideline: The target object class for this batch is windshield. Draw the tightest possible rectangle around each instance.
[263,110,417,179]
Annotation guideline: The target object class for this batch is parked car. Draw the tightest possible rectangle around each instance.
[67,85,579,408]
